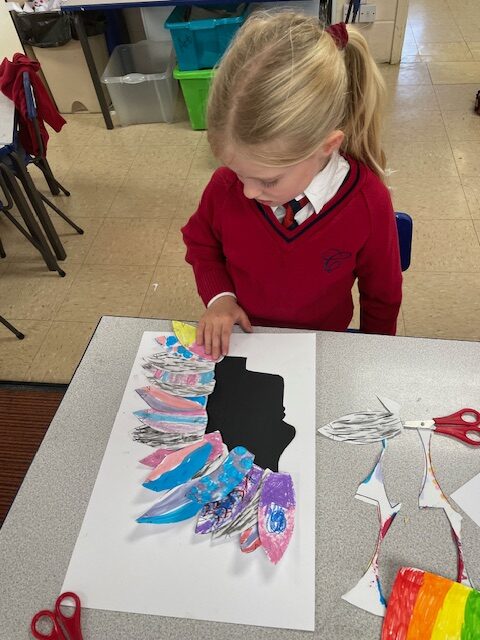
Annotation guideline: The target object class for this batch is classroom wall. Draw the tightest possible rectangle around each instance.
[0,6,23,59]
[332,0,408,62]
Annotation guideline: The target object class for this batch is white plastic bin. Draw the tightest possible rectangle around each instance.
[101,40,178,125]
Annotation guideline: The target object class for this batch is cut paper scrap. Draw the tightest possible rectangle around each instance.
[418,429,472,587]
[451,471,480,529]
[143,442,213,492]
[342,441,401,617]
[258,471,296,564]
[144,432,224,491]
[173,320,222,362]
[187,446,254,504]
[137,451,228,524]
[136,386,207,414]
[381,567,480,640]
[318,397,402,445]
[195,464,263,534]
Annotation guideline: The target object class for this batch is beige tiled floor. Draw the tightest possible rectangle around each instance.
[1,0,480,383]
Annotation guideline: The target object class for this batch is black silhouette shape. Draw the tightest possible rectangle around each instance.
[206,357,296,471]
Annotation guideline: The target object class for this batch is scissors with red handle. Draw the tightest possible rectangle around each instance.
[31,592,83,640]
[404,408,480,446]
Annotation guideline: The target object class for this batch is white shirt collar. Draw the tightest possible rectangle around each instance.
[272,151,350,215]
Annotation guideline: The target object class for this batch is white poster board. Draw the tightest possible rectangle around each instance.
[63,331,316,631]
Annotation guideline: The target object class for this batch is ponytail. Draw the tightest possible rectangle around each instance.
[342,27,387,177]
[208,13,387,178]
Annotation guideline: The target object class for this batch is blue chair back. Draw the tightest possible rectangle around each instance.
[395,212,412,272]
[22,71,37,120]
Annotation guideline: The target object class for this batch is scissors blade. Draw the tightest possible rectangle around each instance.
[404,420,436,430]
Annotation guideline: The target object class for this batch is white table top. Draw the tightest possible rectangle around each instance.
[0,317,479,639]
[0,91,15,148]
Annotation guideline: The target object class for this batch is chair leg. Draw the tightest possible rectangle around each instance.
[0,315,25,339]
[8,151,67,261]
[38,158,71,197]
[0,236,6,259]
[0,165,65,277]
[40,193,84,234]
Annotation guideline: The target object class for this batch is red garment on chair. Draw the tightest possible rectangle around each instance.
[0,53,66,156]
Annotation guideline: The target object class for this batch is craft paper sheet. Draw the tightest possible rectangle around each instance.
[62,332,316,631]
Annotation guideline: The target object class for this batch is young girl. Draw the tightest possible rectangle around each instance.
[182,13,402,359]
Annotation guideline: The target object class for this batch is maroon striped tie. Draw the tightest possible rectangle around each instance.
[282,195,310,229]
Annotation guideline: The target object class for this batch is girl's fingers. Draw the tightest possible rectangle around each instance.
[196,320,205,346]
[203,323,213,355]
[211,324,222,360]
[238,310,253,333]
[221,323,232,356]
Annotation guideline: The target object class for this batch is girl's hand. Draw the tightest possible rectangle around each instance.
[197,297,253,360]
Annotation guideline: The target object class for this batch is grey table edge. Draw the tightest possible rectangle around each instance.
[1,315,479,639]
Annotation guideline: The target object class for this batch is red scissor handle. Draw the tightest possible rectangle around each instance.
[54,592,83,640]
[31,610,66,640]
[434,408,480,427]
[434,409,480,446]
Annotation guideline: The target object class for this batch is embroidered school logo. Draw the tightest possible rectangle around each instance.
[322,249,352,273]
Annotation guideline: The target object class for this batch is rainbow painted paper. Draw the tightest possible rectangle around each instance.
[382,567,480,639]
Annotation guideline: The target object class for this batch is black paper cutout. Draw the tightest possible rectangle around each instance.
[206,357,296,471]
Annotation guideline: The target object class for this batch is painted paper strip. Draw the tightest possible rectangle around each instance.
[187,447,254,505]
[136,386,207,414]
[211,475,267,540]
[132,426,203,448]
[143,442,213,492]
[258,471,296,564]
[137,453,227,525]
[195,464,263,534]
[134,408,207,432]
[145,432,224,484]
[139,447,175,468]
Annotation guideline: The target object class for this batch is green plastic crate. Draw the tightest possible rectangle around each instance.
[174,66,215,130]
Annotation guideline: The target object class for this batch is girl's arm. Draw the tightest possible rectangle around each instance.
[182,170,252,357]
[356,181,403,335]
[182,170,236,305]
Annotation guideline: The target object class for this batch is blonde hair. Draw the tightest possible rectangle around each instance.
[207,12,387,177]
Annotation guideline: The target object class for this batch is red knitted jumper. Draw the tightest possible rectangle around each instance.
[182,157,402,335]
